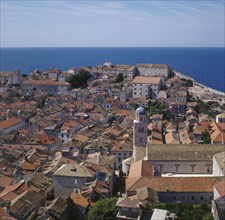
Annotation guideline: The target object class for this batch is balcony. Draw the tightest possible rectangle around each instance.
[116,210,141,220]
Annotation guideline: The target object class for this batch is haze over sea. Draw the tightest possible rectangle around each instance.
[0,47,224,92]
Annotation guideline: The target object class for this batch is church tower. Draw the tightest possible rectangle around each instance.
[133,106,148,162]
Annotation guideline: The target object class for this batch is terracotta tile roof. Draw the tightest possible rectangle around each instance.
[115,109,135,119]
[36,132,60,145]
[214,179,225,197]
[9,101,25,110]
[108,128,123,137]
[23,80,70,86]
[212,132,225,143]
[1,191,18,201]
[0,207,16,220]
[218,123,225,131]
[84,154,115,167]
[0,174,13,188]
[84,103,95,110]
[46,197,68,219]
[0,117,21,129]
[82,179,109,197]
[210,121,225,143]
[116,197,147,208]
[61,121,80,130]
[128,160,154,178]
[111,140,133,152]
[213,151,225,175]
[147,144,225,161]
[133,76,162,84]
[0,144,46,152]
[127,176,222,193]
[74,134,89,143]
[59,156,77,165]
[193,121,212,134]
[165,132,180,144]
[20,161,39,171]
[10,191,44,215]
[53,164,93,178]
[136,187,159,203]
[71,192,89,208]
[17,183,40,193]
[0,181,24,199]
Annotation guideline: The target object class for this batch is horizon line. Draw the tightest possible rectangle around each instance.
[1,46,225,49]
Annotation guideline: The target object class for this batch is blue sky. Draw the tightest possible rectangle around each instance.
[1,0,224,47]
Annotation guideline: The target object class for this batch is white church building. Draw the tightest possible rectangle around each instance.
[122,107,225,204]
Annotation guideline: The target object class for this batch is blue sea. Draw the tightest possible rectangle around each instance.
[0,47,224,92]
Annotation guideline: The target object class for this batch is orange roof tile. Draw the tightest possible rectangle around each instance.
[0,181,24,198]
[165,132,180,144]
[214,179,225,197]
[0,174,13,188]
[133,76,161,85]
[23,80,70,86]
[74,134,89,143]
[128,160,154,179]
[0,117,21,129]
[20,162,39,171]
[0,207,16,220]
[126,176,221,193]
[62,121,80,130]
[71,192,89,208]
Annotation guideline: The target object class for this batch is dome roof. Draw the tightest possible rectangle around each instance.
[103,61,113,67]
[136,106,146,116]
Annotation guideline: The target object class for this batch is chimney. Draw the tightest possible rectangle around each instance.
[6,109,11,120]
[5,200,11,214]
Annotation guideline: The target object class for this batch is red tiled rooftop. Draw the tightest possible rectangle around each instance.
[0,117,21,129]
[23,80,70,86]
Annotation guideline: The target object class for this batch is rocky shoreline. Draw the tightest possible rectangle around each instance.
[174,70,225,104]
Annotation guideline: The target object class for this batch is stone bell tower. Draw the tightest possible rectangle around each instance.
[133,106,148,162]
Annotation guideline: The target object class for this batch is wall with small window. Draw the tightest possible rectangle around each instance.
[154,160,213,175]
[212,157,224,177]
[158,192,212,204]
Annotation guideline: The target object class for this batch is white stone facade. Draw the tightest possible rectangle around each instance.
[132,77,163,99]
[136,64,171,77]
[0,71,21,85]
[22,80,70,96]
[154,161,213,175]
[213,157,224,177]
[133,107,148,162]
[0,117,25,136]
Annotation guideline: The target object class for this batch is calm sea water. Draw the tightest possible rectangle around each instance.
[0,47,224,92]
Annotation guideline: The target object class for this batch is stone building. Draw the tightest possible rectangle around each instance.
[122,107,148,175]
[21,80,70,96]
[132,76,163,99]
[53,164,93,198]
[136,64,171,78]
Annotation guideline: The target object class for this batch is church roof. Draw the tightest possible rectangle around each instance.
[147,144,225,161]
[136,106,146,116]
[126,176,222,193]
[128,160,154,178]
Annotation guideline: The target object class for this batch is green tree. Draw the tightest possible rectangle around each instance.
[115,73,124,83]
[21,74,28,78]
[202,130,211,144]
[87,197,118,220]
[195,100,210,115]
[66,69,92,88]
[145,100,165,117]
[180,78,193,87]
[145,202,213,220]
